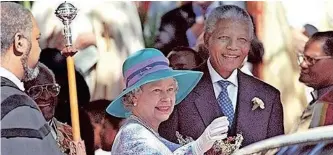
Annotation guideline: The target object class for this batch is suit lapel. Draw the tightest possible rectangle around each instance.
[234,71,270,142]
[193,64,222,127]
[235,71,261,133]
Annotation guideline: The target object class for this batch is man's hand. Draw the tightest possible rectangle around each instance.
[47,30,96,56]
[61,46,78,57]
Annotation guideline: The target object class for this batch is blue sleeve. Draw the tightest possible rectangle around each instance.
[186,28,197,48]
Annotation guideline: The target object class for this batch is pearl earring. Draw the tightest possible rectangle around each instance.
[133,103,137,106]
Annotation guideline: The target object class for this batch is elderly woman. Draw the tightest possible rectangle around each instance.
[106,48,229,154]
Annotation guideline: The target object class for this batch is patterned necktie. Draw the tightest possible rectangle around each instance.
[217,80,234,127]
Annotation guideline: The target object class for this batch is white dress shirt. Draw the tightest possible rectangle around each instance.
[0,67,25,91]
[207,59,238,111]
[95,148,111,155]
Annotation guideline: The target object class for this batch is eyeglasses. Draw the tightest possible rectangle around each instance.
[26,84,61,99]
[297,53,333,66]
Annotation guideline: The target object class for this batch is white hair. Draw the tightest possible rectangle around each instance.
[205,5,254,40]
[122,87,143,110]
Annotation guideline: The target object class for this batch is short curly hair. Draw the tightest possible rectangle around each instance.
[305,31,333,56]
[122,78,179,111]
[1,2,33,54]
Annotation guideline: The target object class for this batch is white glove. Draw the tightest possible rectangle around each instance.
[192,116,229,155]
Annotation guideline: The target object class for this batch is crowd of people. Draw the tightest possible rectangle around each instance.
[1,1,333,155]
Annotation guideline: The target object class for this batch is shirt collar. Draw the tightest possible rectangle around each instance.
[317,85,333,99]
[207,58,238,87]
[0,67,25,91]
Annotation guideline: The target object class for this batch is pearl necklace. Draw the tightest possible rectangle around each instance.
[129,115,161,138]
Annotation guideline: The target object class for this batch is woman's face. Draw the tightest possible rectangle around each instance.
[132,78,177,127]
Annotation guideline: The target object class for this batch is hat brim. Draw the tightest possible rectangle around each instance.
[106,69,203,118]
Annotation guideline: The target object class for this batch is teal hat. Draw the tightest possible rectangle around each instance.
[106,48,203,118]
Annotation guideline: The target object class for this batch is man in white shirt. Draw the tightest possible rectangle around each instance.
[159,5,284,150]
[1,2,61,155]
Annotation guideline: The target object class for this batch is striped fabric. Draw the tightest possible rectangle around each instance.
[310,89,333,128]
[124,56,170,87]
[317,89,333,126]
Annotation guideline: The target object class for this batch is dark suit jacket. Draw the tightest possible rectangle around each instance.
[1,77,62,155]
[154,3,195,56]
[159,63,284,147]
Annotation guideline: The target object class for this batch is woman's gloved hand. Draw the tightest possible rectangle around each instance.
[192,116,229,155]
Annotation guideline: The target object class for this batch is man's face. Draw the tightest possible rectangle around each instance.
[169,51,198,70]
[22,16,41,82]
[299,40,333,89]
[99,119,123,151]
[132,78,177,126]
[90,119,102,150]
[205,19,251,78]
[25,71,60,121]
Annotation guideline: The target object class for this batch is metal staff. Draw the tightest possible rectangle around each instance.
[55,1,81,142]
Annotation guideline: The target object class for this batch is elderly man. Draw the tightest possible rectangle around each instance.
[233,31,333,155]
[159,5,284,149]
[293,31,333,132]
[0,2,61,155]
[24,63,74,154]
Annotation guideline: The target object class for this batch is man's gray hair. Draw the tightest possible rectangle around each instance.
[1,2,33,54]
[24,62,56,87]
[205,5,254,40]
[36,62,56,82]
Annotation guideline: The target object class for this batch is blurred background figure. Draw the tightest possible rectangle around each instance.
[83,100,123,155]
[154,1,245,56]
[31,1,144,102]
[244,37,265,77]
[194,32,210,61]
[141,1,178,47]
[167,46,203,70]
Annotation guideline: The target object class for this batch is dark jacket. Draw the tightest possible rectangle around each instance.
[159,63,284,148]
[1,77,62,155]
[154,3,196,56]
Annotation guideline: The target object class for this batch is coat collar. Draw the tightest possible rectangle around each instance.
[192,62,268,135]
[193,63,223,126]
